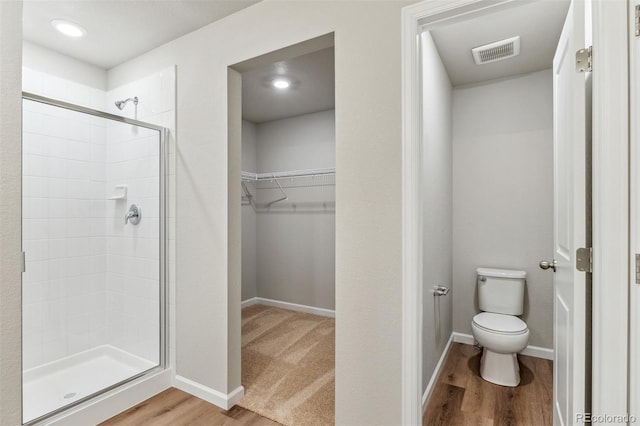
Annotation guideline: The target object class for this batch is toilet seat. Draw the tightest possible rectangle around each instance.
[472,312,527,335]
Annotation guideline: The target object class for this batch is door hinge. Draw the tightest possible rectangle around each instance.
[576,247,593,273]
[575,46,592,73]
[635,5,640,37]
[21,251,26,273]
[636,254,640,284]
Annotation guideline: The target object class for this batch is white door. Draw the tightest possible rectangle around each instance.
[549,0,589,424]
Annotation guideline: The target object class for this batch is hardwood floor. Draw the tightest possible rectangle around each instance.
[100,388,280,426]
[102,343,550,426]
[423,343,553,426]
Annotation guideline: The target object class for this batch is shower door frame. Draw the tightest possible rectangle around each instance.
[21,92,169,425]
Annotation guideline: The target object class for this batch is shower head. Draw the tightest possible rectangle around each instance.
[115,96,138,110]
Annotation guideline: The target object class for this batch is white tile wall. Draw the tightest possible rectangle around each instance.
[104,121,160,363]
[22,97,108,369]
[23,67,105,111]
[105,66,176,365]
[22,66,175,371]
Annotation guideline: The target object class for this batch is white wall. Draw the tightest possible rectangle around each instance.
[0,2,24,424]
[107,1,412,421]
[23,66,105,112]
[242,120,257,172]
[452,70,554,348]
[247,110,335,310]
[23,41,107,91]
[241,120,257,301]
[420,31,453,394]
[256,110,334,171]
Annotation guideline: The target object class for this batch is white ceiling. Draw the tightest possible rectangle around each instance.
[23,0,260,69]
[429,0,570,87]
[241,47,335,123]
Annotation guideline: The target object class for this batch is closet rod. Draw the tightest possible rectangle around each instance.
[266,174,288,206]
[241,167,335,181]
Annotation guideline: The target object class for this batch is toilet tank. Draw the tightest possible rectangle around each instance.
[477,267,527,315]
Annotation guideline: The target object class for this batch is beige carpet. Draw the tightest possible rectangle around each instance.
[237,304,335,426]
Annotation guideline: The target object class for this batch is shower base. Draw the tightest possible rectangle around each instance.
[23,345,156,423]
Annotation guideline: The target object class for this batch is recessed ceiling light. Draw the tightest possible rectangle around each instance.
[51,19,87,38]
[272,78,291,89]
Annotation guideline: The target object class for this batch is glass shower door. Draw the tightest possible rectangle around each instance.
[22,95,165,424]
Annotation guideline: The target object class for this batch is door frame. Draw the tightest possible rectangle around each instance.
[400,0,629,423]
[589,0,629,418]
[628,0,639,420]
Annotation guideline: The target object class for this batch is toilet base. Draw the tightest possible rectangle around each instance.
[479,348,520,387]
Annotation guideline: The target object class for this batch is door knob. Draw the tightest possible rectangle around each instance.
[539,259,557,272]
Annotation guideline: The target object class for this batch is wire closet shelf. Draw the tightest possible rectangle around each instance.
[241,167,335,189]
[241,167,335,182]
[241,167,335,211]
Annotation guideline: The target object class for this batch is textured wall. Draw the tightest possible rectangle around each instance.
[420,31,453,393]
[108,0,413,421]
[251,110,335,310]
[256,110,335,171]
[0,1,23,424]
[452,70,554,348]
[241,120,257,301]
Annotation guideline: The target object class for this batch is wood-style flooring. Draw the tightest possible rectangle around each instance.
[100,388,279,426]
[102,343,551,426]
[423,343,553,426]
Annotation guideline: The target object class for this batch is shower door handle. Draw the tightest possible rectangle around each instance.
[125,204,142,225]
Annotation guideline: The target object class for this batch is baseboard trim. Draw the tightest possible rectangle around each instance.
[520,344,554,360]
[422,333,454,413]
[451,332,475,346]
[174,375,244,410]
[241,297,335,318]
[452,332,554,360]
[241,297,258,309]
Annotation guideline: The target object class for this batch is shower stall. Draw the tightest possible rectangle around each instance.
[21,93,167,424]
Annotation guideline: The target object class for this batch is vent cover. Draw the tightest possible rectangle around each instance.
[471,36,521,65]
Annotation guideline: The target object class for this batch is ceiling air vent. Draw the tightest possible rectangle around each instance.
[471,36,521,65]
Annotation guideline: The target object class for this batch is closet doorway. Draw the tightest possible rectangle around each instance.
[230,34,336,425]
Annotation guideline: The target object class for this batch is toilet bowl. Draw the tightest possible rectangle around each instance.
[471,267,529,387]
[472,312,529,386]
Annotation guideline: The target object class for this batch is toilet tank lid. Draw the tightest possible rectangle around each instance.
[477,267,526,279]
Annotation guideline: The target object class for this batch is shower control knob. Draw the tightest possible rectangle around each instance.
[539,259,557,272]
[125,204,142,225]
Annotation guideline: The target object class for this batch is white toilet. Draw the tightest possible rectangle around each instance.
[471,267,529,387]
